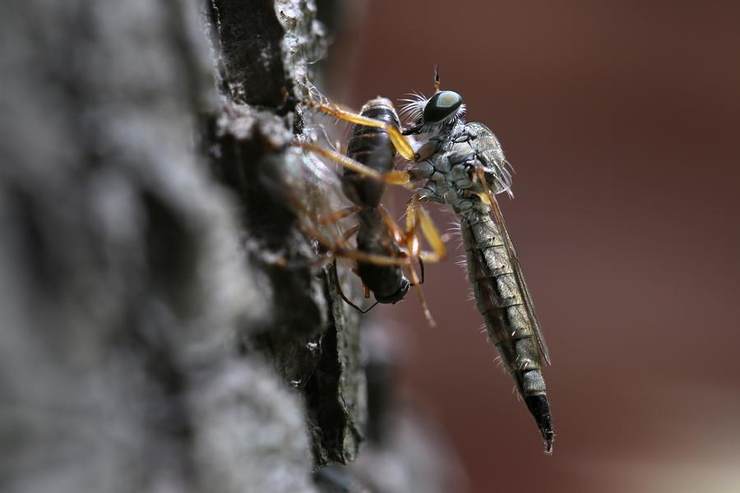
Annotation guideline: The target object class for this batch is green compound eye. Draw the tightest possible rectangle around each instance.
[423,90,463,123]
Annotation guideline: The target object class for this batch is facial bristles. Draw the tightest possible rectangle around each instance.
[458,103,467,120]
[398,91,428,124]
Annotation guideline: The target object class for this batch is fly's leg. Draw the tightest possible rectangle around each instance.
[304,100,419,161]
[309,207,416,314]
[371,198,447,327]
[404,197,447,327]
[415,258,425,285]
[316,205,362,225]
[403,196,447,263]
[296,208,415,267]
[324,201,445,318]
[340,223,360,242]
[278,182,414,268]
[297,141,412,188]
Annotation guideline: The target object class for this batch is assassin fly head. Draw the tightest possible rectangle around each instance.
[401,90,466,135]
[423,91,463,123]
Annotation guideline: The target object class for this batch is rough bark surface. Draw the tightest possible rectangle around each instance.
[205,0,366,467]
[0,0,317,492]
[1,1,461,492]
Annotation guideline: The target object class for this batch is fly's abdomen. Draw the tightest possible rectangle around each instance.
[343,98,399,208]
[462,212,553,451]
[462,214,542,372]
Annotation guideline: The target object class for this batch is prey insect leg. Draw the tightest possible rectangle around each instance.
[305,100,419,161]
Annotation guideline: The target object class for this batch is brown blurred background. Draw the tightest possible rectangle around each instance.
[325,1,740,492]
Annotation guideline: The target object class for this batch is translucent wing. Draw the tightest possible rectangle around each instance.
[466,123,548,362]
[465,122,513,196]
[487,193,551,365]
[464,130,548,369]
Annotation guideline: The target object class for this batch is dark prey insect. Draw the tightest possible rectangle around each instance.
[300,98,445,325]
[305,69,554,452]
[343,98,411,307]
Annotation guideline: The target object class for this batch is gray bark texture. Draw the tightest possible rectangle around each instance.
[0,1,462,492]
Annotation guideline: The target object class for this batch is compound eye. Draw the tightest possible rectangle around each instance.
[423,90,463,123]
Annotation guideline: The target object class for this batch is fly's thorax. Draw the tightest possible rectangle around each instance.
[413,155,487,211]
[412,120,510,200]
[462,122,512,195]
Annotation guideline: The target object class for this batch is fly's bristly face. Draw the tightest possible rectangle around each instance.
[399,90,466,135]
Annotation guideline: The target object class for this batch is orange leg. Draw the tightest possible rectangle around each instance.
[297,141,412,188]
[304,100,419,161]
[317,205,361,226]
[403,196,447,263]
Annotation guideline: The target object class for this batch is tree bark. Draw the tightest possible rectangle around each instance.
[1,2,464,492]
[0,0,332,492]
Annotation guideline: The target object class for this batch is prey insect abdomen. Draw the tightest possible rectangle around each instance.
[343,98,400,208]
[344,98,410,304]
[355,208,409,303]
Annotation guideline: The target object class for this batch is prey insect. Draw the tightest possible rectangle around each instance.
[299,98,446,326]
[305,69,554,453]
[343,98,412,308]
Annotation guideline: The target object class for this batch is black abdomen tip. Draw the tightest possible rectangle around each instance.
[524,394,554,453]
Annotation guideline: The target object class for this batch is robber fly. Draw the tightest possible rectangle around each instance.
[305,70,554,453]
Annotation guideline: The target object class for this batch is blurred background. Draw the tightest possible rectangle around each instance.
[324,1,740,492]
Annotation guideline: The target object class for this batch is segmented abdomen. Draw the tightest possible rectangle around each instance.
[343,98,399,208]
[461,212,546,397]
[344,98,409,304]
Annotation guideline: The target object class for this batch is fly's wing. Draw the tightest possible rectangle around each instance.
[487,192,551,365]
[465,122,513,196]
[467,123,548,362]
